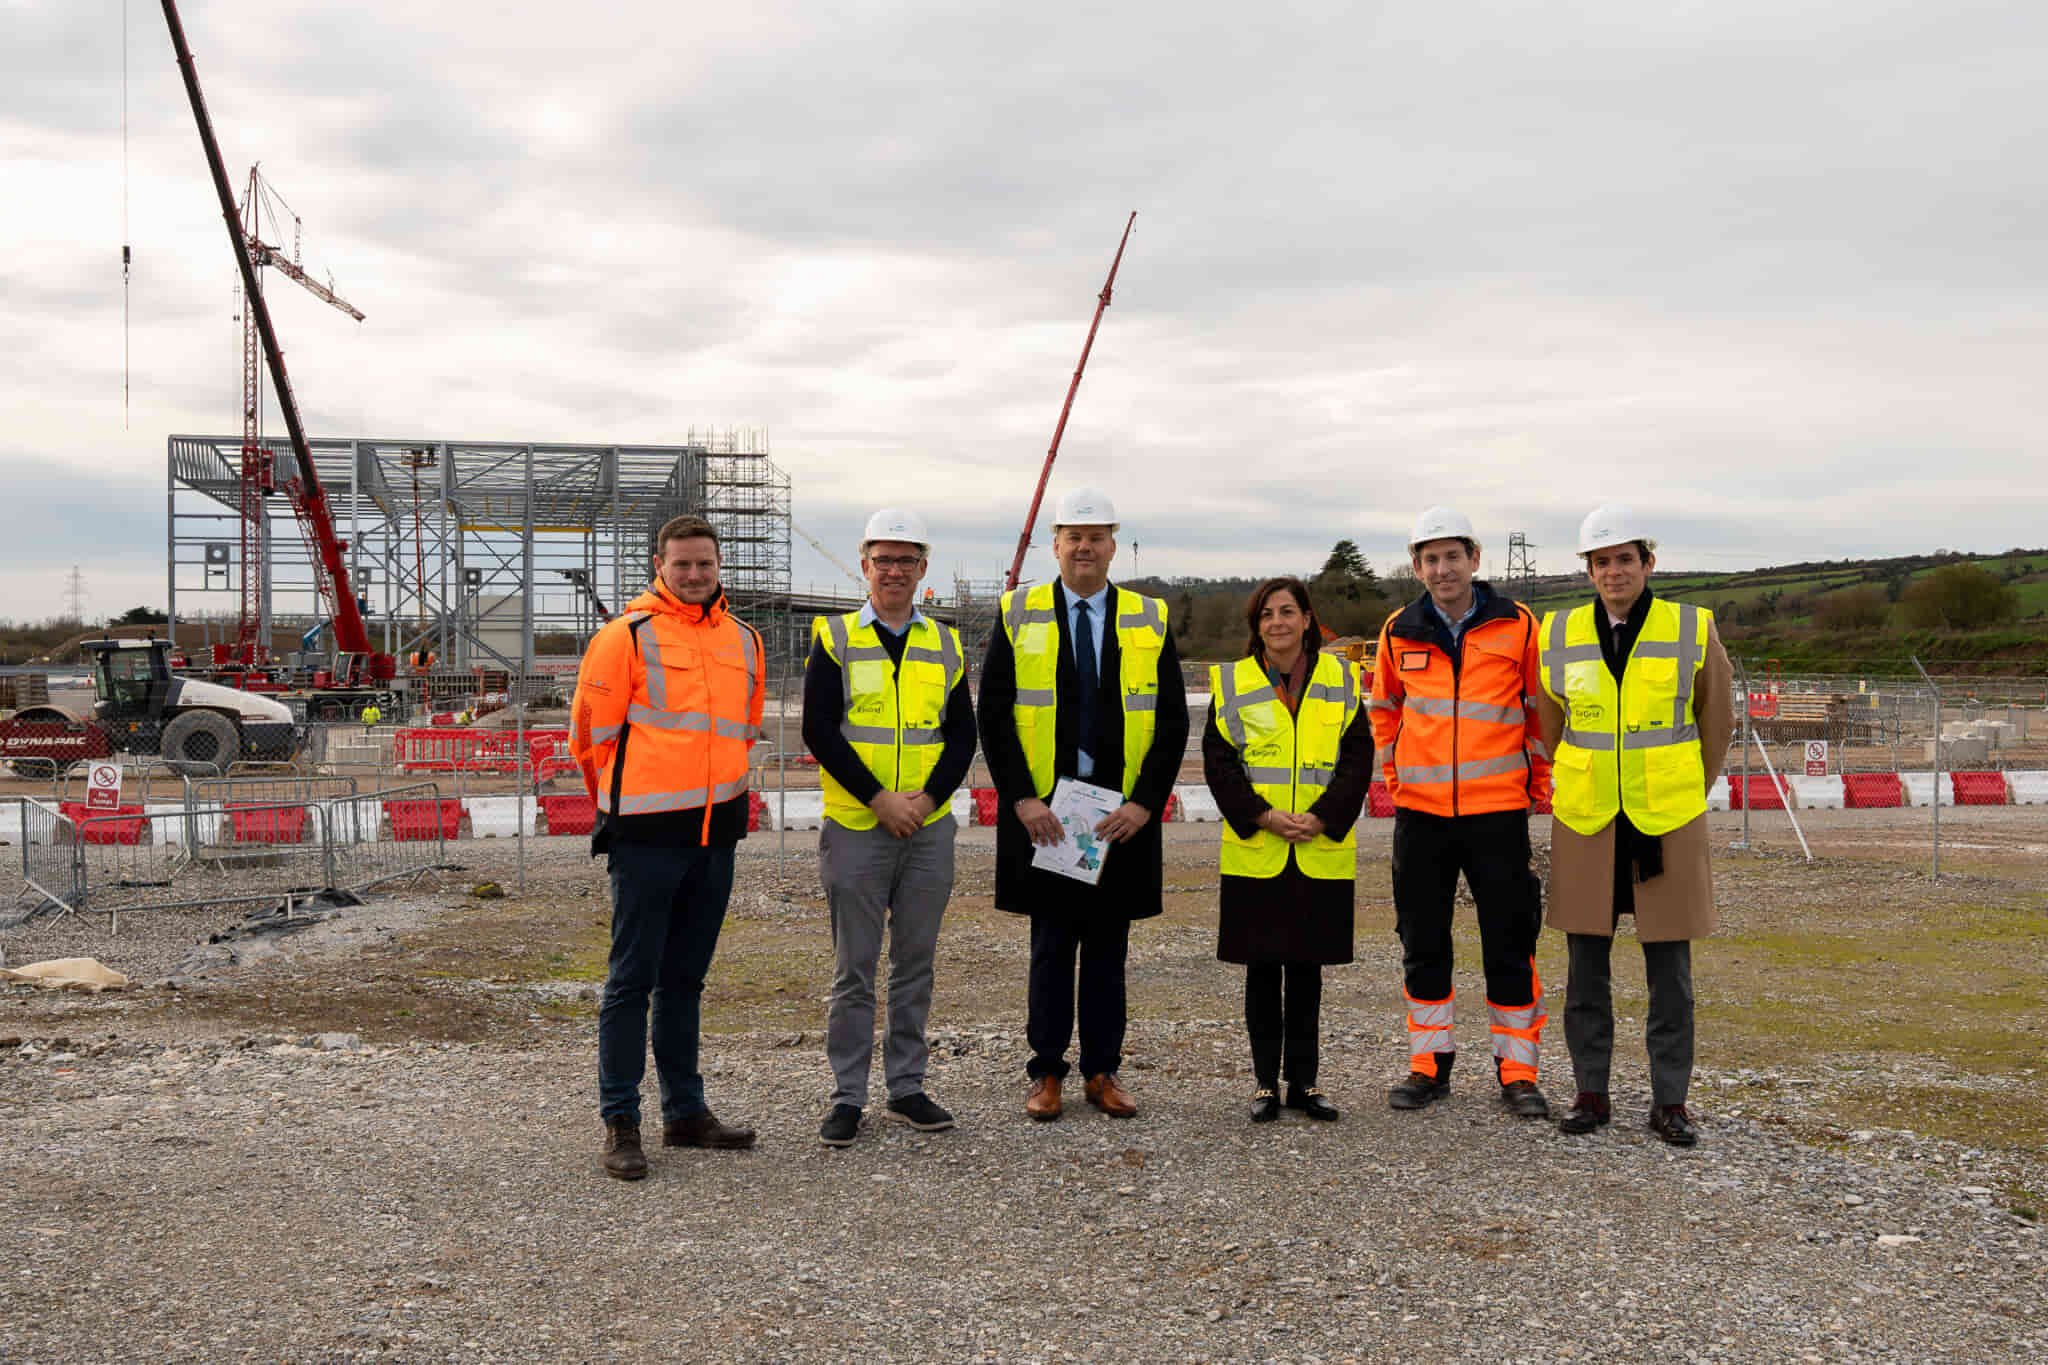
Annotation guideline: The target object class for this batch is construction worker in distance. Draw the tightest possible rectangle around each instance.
[1371,506,1554,1118]
[802,508,977,1149]
[569,512,767,1181]
[359,702,381,731]
[1534,506,1733,1147]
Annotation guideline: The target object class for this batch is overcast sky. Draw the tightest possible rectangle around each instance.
[5,0,2046,621]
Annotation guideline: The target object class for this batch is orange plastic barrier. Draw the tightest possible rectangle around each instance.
[228,804,311,843]
[1843,773,1903,808]
[1951,771,2008,806]
[540,793,597,835]
[384,798,462,841]
[61,801,146,845]
[1732,775,1790,810]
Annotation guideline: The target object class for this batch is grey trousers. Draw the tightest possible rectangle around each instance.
[1564,933,1694,1108]
[820,813,957,1108]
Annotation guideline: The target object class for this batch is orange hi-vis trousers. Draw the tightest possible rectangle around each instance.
[1406,960,1547,1084]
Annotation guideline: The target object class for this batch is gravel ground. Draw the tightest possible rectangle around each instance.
[1,1023,2042,1363]
[1,810,2043,1362]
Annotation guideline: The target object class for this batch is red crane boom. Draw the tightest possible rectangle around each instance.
[1005,212,1136,591]
[163,0,381,676]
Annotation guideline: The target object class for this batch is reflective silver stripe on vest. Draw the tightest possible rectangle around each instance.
[840,723,899,745]
[609,778,748,815]
[1623,724,1700,749]
[1672,603,1701,731]
[1457,700,1525,726]
[1119,594,1166,635]
[589,723,621,745]
[628,705,758,741]
[940,627,962,688]
[902,645,946,665]
[1542,610,1602,676]
[1305,680,1350,706]
[640,631,669,709]
[1629,641,1682,659]
[1403,695,1457,718]
[737,620,757,692]
[1124,693,1158,712]
[1365,698,1398,713]
[1397,751,1530,786]
[1244,764,1294,784]
[1014,687,1055,706]
[898,726,945,746]
[1563,727,1616,751]
[1296,763,1336,786]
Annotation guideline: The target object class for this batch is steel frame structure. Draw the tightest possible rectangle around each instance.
[167,431,793,676]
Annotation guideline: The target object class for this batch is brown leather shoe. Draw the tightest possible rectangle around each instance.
[662,1110,757,1150]
[1084,1072,1137,1118]
[1025,1075,1063,1121]
[601,1119,647,1180]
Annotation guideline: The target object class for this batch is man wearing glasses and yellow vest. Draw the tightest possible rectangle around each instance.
[1534,506,1733,1147]
[978,487,1190,1121]
[803,509,977,1148]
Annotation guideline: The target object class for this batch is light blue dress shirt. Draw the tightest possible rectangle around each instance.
[1428,583,1487,647]
[1067,583,1110,778]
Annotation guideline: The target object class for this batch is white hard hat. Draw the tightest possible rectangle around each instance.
[1052,486,1118,529]
[1576,503,1658,557]
[861,507,930,553]
[1408,505,1479,554]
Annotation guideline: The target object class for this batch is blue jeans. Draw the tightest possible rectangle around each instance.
[597,841,736,1124]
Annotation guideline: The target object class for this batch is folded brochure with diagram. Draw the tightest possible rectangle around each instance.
[1029,777,1123,885]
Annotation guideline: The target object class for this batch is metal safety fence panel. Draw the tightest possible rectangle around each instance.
[68,800,338,931]
[16,798,81,919]
[185,774,361,809]
[327,782,449,893]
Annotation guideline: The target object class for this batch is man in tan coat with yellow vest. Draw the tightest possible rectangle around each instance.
[1534,505,1733,1147]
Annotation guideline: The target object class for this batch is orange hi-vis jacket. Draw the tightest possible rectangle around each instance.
[1370,585,1552,817]
[569,580,765,845]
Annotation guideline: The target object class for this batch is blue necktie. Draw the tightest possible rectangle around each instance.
[1073,599,1098,765]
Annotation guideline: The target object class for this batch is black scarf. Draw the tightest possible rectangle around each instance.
[1591,586,1663,898]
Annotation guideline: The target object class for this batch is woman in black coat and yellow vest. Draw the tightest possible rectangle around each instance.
[1202,577,1376,1122]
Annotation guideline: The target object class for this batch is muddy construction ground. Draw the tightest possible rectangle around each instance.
[2,805,2043,1362]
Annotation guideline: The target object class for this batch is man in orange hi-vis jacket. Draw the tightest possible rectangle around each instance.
[1370,507,1554,1119]
[570,513,766,1181]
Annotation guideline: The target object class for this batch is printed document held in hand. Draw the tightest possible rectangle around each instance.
[1030,777,1123,885]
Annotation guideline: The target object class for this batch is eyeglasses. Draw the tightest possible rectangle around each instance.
[868,556,923,572]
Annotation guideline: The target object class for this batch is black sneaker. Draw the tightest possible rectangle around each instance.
[819,1103,862,1148]
[884,1092,956,1132]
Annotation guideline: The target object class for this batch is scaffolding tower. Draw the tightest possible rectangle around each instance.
[167,431,795,679]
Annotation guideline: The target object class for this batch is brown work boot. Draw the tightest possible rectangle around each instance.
[601,1118,647,1181]
[663,1110,757,1150]
[1025,1075,1063,1121]
[1084,1072,1137,1118]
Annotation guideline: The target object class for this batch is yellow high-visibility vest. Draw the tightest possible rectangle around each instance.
[1209,652,1358,880]
[814,611,964,830]
[1537,599,1711,837]
[1000,582,1167,800]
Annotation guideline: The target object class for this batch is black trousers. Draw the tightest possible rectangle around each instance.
[1026,914,1131,1080]
[1563,933,1694,1108]
[1245,963,1321,1089]
[1391,808,1541,1006]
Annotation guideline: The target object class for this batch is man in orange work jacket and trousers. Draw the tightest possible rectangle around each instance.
[570,513,767,1180]
[1371,507,1554,1118]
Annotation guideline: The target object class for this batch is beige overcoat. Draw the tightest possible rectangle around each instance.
[1535,613,1734,942]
